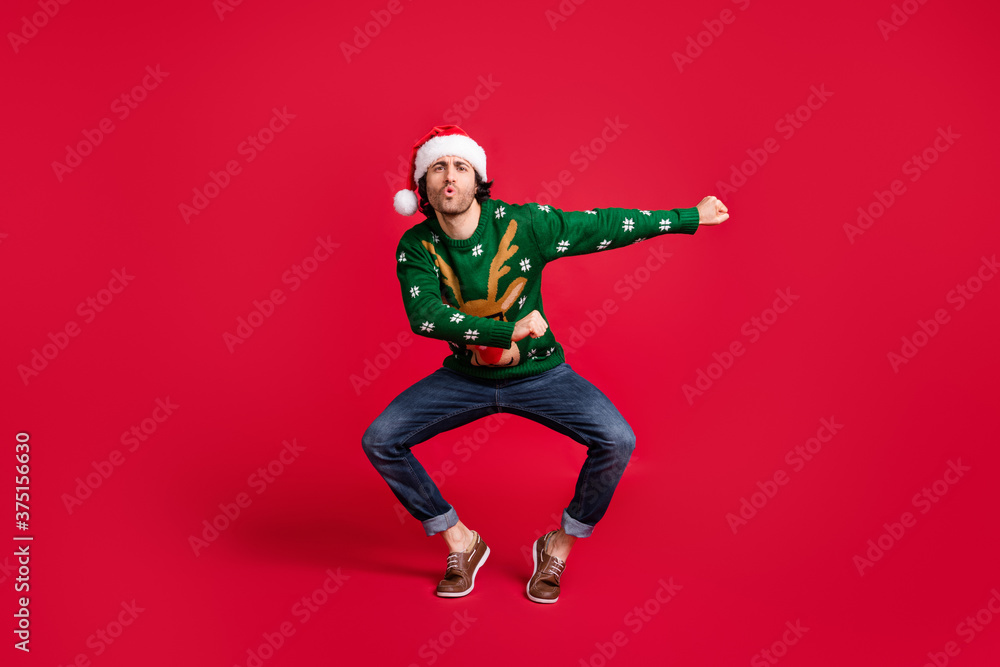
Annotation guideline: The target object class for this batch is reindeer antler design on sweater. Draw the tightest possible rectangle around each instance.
[421,219,527,367]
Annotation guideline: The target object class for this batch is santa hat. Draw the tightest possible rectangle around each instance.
[394,125,487,216]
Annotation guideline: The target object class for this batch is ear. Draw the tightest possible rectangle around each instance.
[499,277,527,311]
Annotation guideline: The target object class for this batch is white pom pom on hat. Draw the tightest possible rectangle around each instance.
[393,189,419,216]
[393,125,487,216]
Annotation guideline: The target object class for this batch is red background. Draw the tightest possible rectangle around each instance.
[4,0,999,665]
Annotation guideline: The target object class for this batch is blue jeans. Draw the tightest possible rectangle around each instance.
[362,362,636,538]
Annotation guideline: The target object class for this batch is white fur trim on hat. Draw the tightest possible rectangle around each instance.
[394,189,418,216]
[414,134,487,184]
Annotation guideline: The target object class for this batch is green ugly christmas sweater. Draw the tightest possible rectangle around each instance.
[395,198,700,380]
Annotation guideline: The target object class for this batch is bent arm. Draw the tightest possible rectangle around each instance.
[395,237,515,348]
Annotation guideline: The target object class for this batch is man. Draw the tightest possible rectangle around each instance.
[363,125,727,603]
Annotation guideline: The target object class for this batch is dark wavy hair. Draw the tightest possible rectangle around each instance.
[417,171,494,218]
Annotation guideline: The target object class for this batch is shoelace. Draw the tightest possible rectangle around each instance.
[541,555,565,577]
[445,553,462,575]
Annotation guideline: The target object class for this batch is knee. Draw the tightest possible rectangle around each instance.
[595,420,635,461]
[361,422,384,460]
[619,424,636,458]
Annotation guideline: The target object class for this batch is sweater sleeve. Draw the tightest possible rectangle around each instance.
[527,203,700,263]
[395,233,516,348]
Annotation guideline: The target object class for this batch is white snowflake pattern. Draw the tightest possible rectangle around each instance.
[419,321,435,332]
[409,286,421,298]
[464,329,479,341]
[640,210,651,216]
[398,252,406,262]
[450,312,465,323]
[659,219,672,232]
[472,244,483,257]
[495,205,505,219]
[431,232,440,243]
[530,347,556,360]
[556,240,570,253]
[434,265,439,276]
[518,296,526,308]
[537,204,551,213]
[622,218,635,231]
[585,210,597,215]
[520,258,531,272]
[632,237,646,244]
[597,239,611,251]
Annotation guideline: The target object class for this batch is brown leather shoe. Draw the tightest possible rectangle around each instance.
[527,531,565,604]
[436,531,490,598]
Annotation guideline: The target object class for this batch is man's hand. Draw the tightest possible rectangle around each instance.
[511,310,548,342]
[696,196,729,225]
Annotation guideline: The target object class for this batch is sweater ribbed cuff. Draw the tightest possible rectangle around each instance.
[482,320,515,348]
[674,207,700,234]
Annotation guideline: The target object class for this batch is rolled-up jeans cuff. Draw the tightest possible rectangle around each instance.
[422,506,459,536]
[562,509,594,538]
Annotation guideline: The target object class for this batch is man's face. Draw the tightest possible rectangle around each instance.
[425,155,477,216]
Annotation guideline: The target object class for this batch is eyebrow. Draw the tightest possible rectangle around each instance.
[431,158,470,168]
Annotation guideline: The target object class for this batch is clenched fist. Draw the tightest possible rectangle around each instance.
[696,196,729,225]
[512,310,548,342]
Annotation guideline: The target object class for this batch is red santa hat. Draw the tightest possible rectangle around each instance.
[394,125,488,216]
